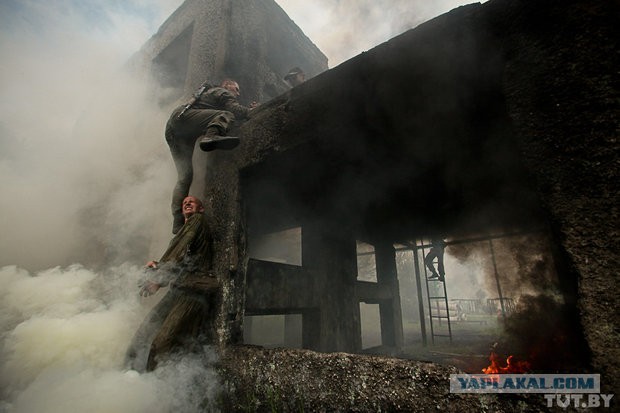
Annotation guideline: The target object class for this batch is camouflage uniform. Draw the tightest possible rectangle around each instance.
[165,87,252,232]
[125,212,220,372]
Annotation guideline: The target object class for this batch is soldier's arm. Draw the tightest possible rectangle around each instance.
[138,261,163,296]
[139,281,161,297]
[221,93,253,119]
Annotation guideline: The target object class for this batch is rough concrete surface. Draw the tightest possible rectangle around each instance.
[219,346,555,412]
[166,0,618,409]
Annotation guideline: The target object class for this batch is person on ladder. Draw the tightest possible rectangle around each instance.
[425,238,446,282]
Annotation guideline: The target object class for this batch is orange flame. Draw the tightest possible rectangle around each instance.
[482,351,531,374]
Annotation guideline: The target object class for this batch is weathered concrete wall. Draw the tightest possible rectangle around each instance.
[219,346,549,412]
[125,0,329,349]
[128,0,328,105]
[203,0,618,397]
[483,0,619,394]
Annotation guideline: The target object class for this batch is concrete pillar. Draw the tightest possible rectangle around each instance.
[374,243,404,348]
[301,309,320,350]
[302,221,362,352]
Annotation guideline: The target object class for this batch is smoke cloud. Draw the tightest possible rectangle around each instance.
[0,264,220,413]
[278,0,484,66]
[0,0,183,270]
[447,234,561,300]
[0,1,217,412]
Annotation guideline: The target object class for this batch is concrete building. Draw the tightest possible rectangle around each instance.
[200,0,618,397]
[128,0,327,106]
[133,0,619,403]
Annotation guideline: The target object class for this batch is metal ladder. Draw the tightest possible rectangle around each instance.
[421,240,452,344]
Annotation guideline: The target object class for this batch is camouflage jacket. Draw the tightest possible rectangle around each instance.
[149,213,214,288]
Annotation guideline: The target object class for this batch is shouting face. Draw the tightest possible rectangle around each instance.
[181,196,204,219]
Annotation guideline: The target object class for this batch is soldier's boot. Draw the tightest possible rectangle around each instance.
[199,127,240,152]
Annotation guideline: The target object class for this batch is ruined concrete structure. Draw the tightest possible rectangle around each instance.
[127,0,328,225]
[134,0,617,407]
[219,346,548,412]
[129,0,327,106]
[197,0,618,400]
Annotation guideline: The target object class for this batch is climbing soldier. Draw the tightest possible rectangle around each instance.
[425,238,446,282]
[165,79,258,233]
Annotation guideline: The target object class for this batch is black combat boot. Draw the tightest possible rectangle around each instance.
[199,127,240,152]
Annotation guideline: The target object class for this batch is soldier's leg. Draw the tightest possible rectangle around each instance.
[145,290,210,371]
[206,110,235,135]
[198,111,239,152]
[436,249,445,281]
[125,290,177,372]
[166,108,234,231]
[166,130,195,234]
[437,259,445,277]
[174,109,237,152]
[424,251,439,278]
[176,108,226,134]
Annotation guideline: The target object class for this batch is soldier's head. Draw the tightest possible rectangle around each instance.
[181,196,205,220]
[220,79,240,97]
[284,67,305,87]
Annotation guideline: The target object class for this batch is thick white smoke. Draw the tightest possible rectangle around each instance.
[0,1,219,412]
[278,0,484,66]
[0,265,220,413]
[0,1,183,271]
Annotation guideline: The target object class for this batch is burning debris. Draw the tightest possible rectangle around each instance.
[497,294,590,373]
[482,344,531,374]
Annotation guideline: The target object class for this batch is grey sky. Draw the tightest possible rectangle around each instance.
[278,0,482,66]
